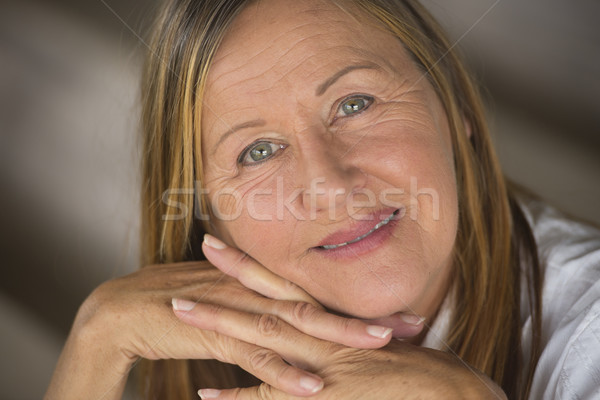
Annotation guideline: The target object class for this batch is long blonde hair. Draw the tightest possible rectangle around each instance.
[138,1,542,398]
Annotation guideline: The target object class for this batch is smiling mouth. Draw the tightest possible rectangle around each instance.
[318,209,401,250]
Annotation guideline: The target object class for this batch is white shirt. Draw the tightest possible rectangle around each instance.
[422,197,600,399]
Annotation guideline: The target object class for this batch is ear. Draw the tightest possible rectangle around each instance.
[463,115,473,139]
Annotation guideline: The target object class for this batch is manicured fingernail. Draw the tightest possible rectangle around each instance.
[299,375,324,393]
[198,388,221,399]
[366,325,393,339]
[400,314,426,326]
[172,298,196,311]
[203,234,227,250]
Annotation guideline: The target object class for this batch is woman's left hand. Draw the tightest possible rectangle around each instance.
[178,299,506,400]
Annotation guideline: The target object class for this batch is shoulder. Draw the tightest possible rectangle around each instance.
[521,196,600,274]
[531,299,600,400]
[520,196,600,325]
[519,196,600,399]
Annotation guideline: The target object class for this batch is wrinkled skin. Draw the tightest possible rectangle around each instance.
[202,0,457,330]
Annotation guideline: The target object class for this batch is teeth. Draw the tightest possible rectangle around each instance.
[321,210,399,250]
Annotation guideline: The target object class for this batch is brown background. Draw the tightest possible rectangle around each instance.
[0,0,598,398]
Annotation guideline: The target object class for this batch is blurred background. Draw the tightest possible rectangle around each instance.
[0,0,598,398]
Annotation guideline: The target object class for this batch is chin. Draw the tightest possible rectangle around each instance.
[322,278,423,320]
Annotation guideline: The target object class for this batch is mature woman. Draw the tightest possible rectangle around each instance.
[46,0,600,399]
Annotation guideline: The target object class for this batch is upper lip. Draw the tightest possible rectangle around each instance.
[315,208,400,248]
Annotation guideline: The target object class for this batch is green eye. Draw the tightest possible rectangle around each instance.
[339,95,373,116]
[249,142,272,161]
[239,141,284,166]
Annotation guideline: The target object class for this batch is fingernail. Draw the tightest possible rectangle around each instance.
[172,298,196,311]
[400,314,426,326]
[203,234,227,250]
[198,388,221,399]
[366,325,393,339]
[299,375,324,394]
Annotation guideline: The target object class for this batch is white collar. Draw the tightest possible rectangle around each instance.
[420,285,455,350]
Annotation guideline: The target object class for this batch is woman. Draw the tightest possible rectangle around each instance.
[46,0,600,399]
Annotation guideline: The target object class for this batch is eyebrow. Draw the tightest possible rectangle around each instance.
[315,64,380,96]
[212,119,266,152]
[212,64,380,152]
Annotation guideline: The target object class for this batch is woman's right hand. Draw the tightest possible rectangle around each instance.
[45,237,425,400]
[45,260,322,399]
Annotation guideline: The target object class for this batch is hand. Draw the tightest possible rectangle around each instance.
[177,298,506,400]
[200,234,427,341]
[169,234,427,395]
[46,234,424,399]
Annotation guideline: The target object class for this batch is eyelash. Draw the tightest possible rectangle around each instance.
[333,94,375,122]
[236,94,375,167]
[237,141,287,166]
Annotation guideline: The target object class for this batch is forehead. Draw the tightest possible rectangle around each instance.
[200,0,419,147]
[214,1,372,64]
[205,0,410,92]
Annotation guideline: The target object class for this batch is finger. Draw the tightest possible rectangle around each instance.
[361,313,426,340]
[172,299,323,396]
[203,234,319,306]
[173,299,336,370]
[202,236,394,348]
[199,384,303,400]
[268,300,393,348]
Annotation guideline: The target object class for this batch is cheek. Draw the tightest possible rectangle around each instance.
[205,167,279,224]
[207,171,303,263]
[297,126,457,317]
[346,116,457,216]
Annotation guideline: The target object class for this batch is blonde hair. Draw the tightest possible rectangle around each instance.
[138,1,542,398]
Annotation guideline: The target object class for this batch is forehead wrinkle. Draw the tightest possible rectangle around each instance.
[248,50,335,99]
[205,58,281,130]
[209,4,405,100]
[209,31,327,101]
[275,20,374,59]
[236,42,397,96]
[210,44,278,90]
[217,61,279,96]
[209,46,387,127]
[236,30,334,86]
[216,15,325,68]
[214,8,373,77]
[269,30,329,65]
[243,35,331,95]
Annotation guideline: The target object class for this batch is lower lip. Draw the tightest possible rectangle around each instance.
[313,213,400,260]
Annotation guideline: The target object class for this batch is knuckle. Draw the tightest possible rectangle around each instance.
[258,383,274,400]
[79,282,119,325]
[248,348,279,371]
[209,332,232,362]
[283,279,302,295]
[338,314,355,334]
[284,281,321,306]
[205,303,226,317]
[229,387,244,400]
[291,301,318,323]
[86,281,113,307]
[255,314,282,336]
[238,252,253,268]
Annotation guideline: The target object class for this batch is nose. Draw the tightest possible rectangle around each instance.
[298,136,367,215]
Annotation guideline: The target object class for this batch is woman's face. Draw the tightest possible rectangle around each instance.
[201,0,459,324]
